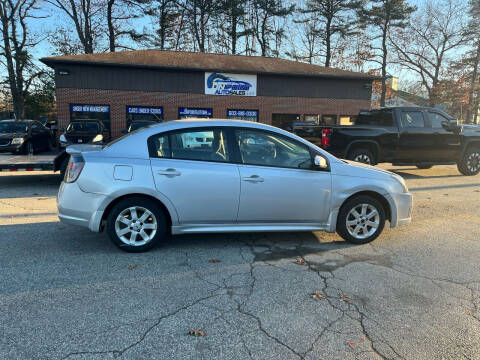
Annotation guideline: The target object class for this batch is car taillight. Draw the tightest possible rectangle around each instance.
[64,154,85,183]
[321,129,332,147]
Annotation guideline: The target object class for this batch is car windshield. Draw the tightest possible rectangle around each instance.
[67,122,100,132]
[0,122,28,133]
[129,122,152,132]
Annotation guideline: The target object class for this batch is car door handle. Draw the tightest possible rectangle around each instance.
[157,168,181,177]
[242,175,264,183]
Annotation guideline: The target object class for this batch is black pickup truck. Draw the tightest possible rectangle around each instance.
[292,107,480,176]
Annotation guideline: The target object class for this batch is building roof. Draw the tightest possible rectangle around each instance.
[41,50,377,80]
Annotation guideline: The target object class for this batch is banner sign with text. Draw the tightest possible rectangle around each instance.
[70,104,110,113]
[178,107,213,117]
[227,110,259,118]
[127,106,163,115]
[205,72,257,96]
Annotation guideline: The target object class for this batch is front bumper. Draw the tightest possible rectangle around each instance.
[57,181,107,232]
[0,144,22,153]
[385,192,413,228]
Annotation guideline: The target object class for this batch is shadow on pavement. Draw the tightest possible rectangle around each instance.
[391,170,464,180]
[0,173,61,198]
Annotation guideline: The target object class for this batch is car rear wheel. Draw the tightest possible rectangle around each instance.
[458,147,480,176]
[107,197,167,252]
[337,195,386,244]
[348,148,376,165]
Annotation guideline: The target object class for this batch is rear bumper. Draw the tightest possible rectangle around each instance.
[385,192,413,228]
[57,182,106,232]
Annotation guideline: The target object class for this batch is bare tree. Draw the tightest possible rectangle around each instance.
[143,0,180,50]
[47,0,105,54]
[180,0,219,52]
[0,0,44,118]
[465,0,480,123]
[299,0,361,67]
[391,0,470,107]
[252,0,294,57]
[359,0,415,107]
[107,0,147,52]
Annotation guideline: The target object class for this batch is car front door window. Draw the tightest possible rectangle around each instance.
[235,129,312,169]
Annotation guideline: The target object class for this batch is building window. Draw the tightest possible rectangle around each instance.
[126,106,163,127]
[339,115,355,126]
[226,109,258,122]
[303,114,320,124]
[272,114,301,131]
[70,104,110,130]
[178,107,213,119]
[321,114,337,125]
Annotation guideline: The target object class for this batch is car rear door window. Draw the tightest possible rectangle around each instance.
[149,129,230,162]
[401,111,425,128]
[235,129,312,169]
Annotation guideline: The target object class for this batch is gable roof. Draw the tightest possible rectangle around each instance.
[41,50,377,80]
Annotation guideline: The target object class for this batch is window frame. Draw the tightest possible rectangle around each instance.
[231,127,329,172]
[400,110,426,129]
[147,126,233,164]
[126,105,163,128]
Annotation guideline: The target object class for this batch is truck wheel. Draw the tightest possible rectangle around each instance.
[416,164,433,169]
[107,197,167,253]
[337,195,386,244]
[458,147,480,176]
[348,148,376,165]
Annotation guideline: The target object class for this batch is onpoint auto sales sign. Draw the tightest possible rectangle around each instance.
[205,72,257,96]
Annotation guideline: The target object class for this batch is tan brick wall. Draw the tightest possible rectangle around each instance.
[56,88,371,139]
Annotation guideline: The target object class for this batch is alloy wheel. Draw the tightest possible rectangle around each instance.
[466,151,480,173]
[353,154,372,164]
[114,206,158,246]
[346,203,380,240]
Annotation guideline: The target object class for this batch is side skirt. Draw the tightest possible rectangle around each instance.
[171,222,330,235]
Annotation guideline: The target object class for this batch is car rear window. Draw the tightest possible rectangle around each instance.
[356,110,394,127]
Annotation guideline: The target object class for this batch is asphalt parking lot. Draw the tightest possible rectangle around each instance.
[0,165,479,359]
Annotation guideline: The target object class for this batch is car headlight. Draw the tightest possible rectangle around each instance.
[391,174,408,193]
[59,134,67,143]
[92,134,103,143]
[11,138,24,145]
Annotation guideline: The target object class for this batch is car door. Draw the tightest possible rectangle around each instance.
[149,127,240,224]
[427,111,462,162]
[234,128,332,223]
[397,110,434,162]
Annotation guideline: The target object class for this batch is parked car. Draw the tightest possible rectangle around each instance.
[59,120,109,148]
[0,119,55,155]
[57,119,412,252]
[122,120,158,134]
[292,107,480,176]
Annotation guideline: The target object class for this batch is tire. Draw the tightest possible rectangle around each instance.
[347,148,376,165]
[106,197,167,252]
[457,147,480,176]
[23,141,34,155]
[416,164,433,169]
[337,195,386,244]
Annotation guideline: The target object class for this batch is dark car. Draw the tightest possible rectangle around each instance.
[0,119,55,155]
[292,107,480,176]
[59,120,109,148]
[122,120,158,134]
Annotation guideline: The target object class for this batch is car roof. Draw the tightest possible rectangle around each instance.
[1,119,34,123]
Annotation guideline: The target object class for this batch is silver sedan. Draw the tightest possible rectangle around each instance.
[57,120,412,252]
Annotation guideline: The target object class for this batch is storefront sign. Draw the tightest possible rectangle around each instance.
[227,110,259,118]
[127,106,163,115]
[70,104,110,113]
[178,107,213,117]
[205,73,257,96]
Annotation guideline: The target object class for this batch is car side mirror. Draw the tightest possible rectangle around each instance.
[441,120,460,132]
[314,155,328,169]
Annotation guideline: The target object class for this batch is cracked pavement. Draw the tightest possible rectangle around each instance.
[0,165,479,359]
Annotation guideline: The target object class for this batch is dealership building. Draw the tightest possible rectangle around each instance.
[41,50,376,138]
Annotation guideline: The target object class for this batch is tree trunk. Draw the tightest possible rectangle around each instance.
[231,10,237,54]
[107,0,115,52]
[467,43,480,123]
[325,13,332,67]
[380,24,388,107]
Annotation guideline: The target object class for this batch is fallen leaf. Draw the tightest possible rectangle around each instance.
[339,293,352,303]
[312,290,326,300]
[295,257,305,265]
[128,265,137,270]
[37,197,49,200]
[346,336,366,349]
[187,329,206,336]
[208,259,221,263]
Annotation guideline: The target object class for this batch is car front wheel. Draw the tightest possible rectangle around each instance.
[107,197,167,252]
[337,195,386,244]
[458,147,480,176]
